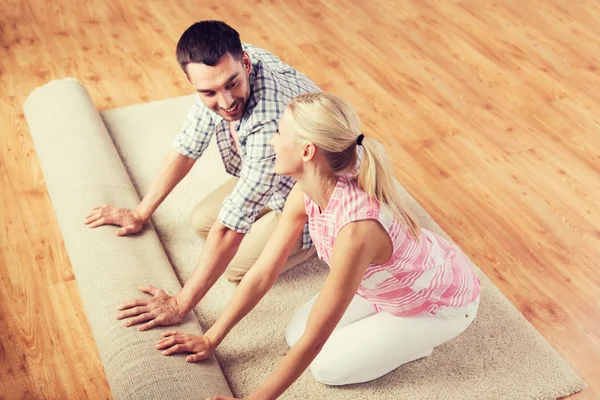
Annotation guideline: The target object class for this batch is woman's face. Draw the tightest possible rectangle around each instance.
[271,111,304,176]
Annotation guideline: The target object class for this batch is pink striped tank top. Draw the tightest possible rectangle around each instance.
[304,174,481,316]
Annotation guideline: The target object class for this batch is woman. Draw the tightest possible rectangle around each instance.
[155,93,481,400]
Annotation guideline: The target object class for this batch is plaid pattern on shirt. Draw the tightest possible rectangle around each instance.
[172,43,320,248]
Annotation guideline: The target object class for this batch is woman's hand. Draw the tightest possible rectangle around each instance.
[155,331,215,362]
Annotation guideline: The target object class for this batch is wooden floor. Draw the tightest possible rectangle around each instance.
[1,0,599,398]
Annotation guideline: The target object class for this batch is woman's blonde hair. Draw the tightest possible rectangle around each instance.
[285,92,421,239]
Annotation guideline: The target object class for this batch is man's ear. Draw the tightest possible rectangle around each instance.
[303,143,317,162]
[242,51,251,74]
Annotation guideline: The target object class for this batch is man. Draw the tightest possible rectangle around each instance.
[84,20,319,331]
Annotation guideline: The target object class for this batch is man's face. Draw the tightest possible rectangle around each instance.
[186,51,251,121]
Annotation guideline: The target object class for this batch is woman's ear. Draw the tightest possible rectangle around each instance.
[302,143,317,162]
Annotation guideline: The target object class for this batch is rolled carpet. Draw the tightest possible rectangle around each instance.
[23,78,232,400]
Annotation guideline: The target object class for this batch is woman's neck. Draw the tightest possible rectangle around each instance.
[295,171,338,213]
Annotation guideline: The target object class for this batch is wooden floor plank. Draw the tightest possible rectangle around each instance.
[1,0,598,398]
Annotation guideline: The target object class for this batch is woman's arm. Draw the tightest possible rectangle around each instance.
[204,185,309,347]
[156,184,308,359]
[247,219,390,400]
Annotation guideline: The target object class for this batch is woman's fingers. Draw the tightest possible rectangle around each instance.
[155,334,212,361]
[156,337,173,346]
[156,332,185,348]
[155,339,172,350]
[162,342,192,356]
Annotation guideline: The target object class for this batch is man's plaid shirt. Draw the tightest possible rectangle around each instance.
[173,43,320,249]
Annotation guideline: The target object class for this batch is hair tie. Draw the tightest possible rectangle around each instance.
[357,134,365,146]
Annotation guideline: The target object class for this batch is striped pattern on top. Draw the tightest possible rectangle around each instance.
[304,174,481,316]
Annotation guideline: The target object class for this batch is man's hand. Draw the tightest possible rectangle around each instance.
[156,331,215,363]
[84,205,146,236]
[117,285,185,331]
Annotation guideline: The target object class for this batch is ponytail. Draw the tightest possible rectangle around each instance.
[286,92,421,240]
[358,137,421,240]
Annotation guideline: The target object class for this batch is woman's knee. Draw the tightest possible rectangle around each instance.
[310,358,349,386]
[285,295,319,347]
[285,320,304,348]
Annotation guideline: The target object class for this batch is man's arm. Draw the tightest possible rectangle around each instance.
[86,95,212,236]
[117,178,292,331]
[176,221,245,314]
[84,149,195,235]
[137,149,196,220]
[118,120,283,330]
[177,119,284,314]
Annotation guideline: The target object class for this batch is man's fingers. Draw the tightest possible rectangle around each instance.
[87,217,110,228]
[117,298,148,311]
[116,224,139,237]
[85,206,106,219]
[161,331,179,337]
[137,319,158,332]
[117,306,145,320]
[84,210,97,220]
[117,306,149,320]
[138,285,160,296]
[123,312,153,327]
[84,211,103,224]
[115,225,131,236]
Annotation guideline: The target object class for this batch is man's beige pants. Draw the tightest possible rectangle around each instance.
[190,178,316,283]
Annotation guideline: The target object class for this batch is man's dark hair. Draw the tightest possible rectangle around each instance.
[176,21,243,73]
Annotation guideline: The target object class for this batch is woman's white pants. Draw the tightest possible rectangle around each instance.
[285,293,480,386]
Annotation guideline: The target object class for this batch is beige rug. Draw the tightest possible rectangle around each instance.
[102,91,585,399]
[26,79,586,399]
